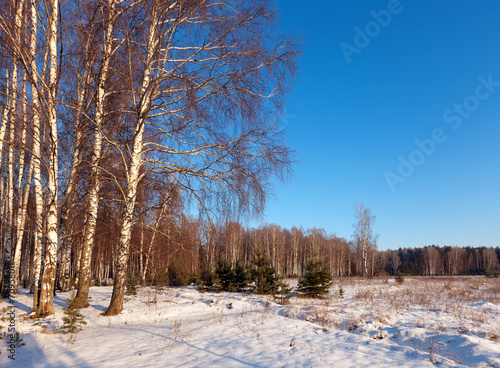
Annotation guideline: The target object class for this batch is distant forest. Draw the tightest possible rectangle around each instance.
[33,217,500,287]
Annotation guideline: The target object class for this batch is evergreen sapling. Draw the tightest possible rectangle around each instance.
[296,259,332,298]
[61,293,87,342]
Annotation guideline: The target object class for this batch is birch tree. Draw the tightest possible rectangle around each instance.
[35,0,60,317]
[71,0,122,309]
[352,203,377,277]
[0,0,26,298]
[27,0,45,310]
[105,0,298,315]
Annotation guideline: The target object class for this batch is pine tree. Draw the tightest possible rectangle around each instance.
[296,259,332,298]
[251,253,279,294]
[61,293,87,342]
[274,280,293,304]
[214,259,250,292]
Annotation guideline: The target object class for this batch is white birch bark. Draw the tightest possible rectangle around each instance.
[106,7,159,315]
[72,0,117,308]
[57,28,96,292]
[0,71,10,282]
[11,79,32,293]
[36,0,59,317]
[1,111,15,298]
[12,143,34,293]
[1,0,26,298]
[29,0,44,310]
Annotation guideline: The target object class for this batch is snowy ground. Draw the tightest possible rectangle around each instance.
[1,277,499,367]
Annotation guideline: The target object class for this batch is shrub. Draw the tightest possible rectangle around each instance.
[274,280,293,304]
[338,286,345,299]
[296,259,332,298]
[485,269,499,278]
[197,267,216,292]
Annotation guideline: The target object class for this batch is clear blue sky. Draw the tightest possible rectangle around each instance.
[254,0,500,250]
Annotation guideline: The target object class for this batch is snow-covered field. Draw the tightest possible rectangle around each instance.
[2,277,499,367]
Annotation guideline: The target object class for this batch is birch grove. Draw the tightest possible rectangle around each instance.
[0,0,299,316]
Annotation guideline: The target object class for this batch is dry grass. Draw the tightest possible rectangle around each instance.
[294,276,497,340]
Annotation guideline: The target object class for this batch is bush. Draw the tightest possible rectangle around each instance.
[251,253,279,294]
[485,269,499,278]
[338,286,345,299]
[296,259,332,298]
[197,267,216,292]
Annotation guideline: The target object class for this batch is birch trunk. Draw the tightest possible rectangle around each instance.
[72,0,116,309]
[36,0,59,317]
[11,80,32,293]
[57,27,96,293]
[12,148,34,293]
[105,8,158,316]
[1,102,16,298]
[29,0,44,311]
[1,0,26,298]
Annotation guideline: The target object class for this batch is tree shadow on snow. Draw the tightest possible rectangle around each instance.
[125,326,266,367]
[2,331,94,368]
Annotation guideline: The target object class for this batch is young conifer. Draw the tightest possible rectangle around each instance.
[296,259,332,298]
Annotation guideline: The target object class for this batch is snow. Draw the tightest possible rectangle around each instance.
[1,277,499,367]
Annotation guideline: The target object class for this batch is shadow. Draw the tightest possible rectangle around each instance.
[52,294,70,308]
[5,289,34,314]
[90,304,106,312]
[1,330,94,368]
[124,326,267,368]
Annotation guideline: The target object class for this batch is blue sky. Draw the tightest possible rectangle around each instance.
[253,0,500,250]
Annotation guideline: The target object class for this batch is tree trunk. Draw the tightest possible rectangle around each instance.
[36,0,59,317]
[29,0,44,311]
[1,103,16,298]
[72,0,116,309]
[106,7,158,315]
[12,90,33,292]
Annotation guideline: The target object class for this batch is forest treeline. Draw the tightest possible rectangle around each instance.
[8,212,500,295]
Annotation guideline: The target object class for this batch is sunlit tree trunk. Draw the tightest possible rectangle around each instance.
[1,69,19,298]
[11,80,34,293]
[36,0,60,317]
[72,0,117,309]
[105,4,158,315]
[29,0,44,311]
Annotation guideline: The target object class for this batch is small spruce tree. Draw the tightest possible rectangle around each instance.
[338,286,345,299]
[214,259,250,292]
[251,253,278,294]
[296,259,332,298]
[126,277,138,295]
[233,262,251,292]
[395,272,404,284]
[61,293,87,342]
[274,280,293,304]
